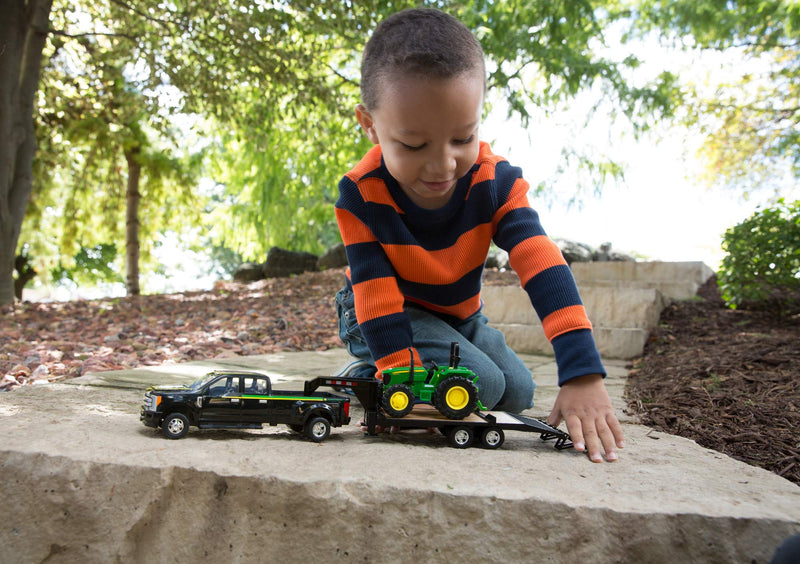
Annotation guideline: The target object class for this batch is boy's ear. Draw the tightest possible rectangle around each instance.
[355,104,379,144]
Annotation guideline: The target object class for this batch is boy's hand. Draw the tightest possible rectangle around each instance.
[547,374,625,463]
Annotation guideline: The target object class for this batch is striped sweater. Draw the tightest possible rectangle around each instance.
[335,142,604,385]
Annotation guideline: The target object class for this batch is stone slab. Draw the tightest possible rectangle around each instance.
[496,323,649,360]
[1,350,798,563]
[571,261,716,301]
[482,285,666,331]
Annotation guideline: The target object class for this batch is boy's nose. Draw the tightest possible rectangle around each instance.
[427,146,456,178]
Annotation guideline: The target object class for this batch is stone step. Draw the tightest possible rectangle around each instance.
[482,285,666,359]
[571,261,716,301]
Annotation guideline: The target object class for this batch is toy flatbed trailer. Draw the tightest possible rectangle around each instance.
[304,376,573,450]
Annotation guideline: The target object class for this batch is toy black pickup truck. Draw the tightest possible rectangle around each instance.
[140,369,350,441]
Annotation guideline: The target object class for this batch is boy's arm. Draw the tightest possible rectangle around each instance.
[335,196,423,372]
[489,160,625,459]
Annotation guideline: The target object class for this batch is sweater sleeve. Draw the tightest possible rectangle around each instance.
[335,173,423,373]
[489,160,606,385]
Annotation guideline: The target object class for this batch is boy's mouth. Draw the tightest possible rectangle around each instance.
[421,180,453,193]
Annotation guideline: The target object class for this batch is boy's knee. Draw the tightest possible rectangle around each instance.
[495,377,535,413]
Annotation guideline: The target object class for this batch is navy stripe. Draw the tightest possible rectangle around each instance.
[360,312,413,360]
[398,264,484,307]
[492,160,523,204]
[345,242,396,284]
[551,329,606,385]
[523,265,582,319]
[494,207,547,250]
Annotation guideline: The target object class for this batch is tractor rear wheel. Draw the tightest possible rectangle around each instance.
[382,384,415,418]
[434,377,478,419]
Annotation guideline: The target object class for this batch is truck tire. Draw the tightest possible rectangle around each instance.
[434,377,478,419]
[480,427,505,449]
[447,425,474,448]
[382,384,415,418]
[162,413,190,439]
[305,416,331,442]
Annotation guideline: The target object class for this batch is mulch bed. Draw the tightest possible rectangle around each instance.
[625,277,800,485]
[3,268,798,485]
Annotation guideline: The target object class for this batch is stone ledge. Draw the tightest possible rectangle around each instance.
[571,261,716,302]
[483,285,666,331]
[0,351,798,563]
[496,323,649,360]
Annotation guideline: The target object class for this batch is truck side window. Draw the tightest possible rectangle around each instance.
[208,377,239,397]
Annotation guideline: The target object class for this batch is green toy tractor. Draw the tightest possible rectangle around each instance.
[380,342,483,419]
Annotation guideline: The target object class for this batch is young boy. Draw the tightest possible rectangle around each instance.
[335,8,624,462]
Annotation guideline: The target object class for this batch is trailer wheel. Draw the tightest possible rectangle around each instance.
[447,425,474,449]
[382,384,415,418]
[162,413,189,440]
[434,377,478,419]
[480,427,505,449]
[305,416,331,442]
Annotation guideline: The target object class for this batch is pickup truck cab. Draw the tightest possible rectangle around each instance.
[140,370,350,441]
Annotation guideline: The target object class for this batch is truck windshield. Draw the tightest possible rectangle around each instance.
[189,373,219,389]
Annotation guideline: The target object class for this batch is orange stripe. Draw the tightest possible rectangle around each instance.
[335,208,377,245]
[376,348,423,373]
[384,224,492,285]
[353,277,404,323]
[360,177,403,212]
[345,145,382,181]
[542,305,593,340]
[508,235,567,287]
[493,177,530,225]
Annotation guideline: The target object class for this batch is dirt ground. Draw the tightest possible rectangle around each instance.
[624,277,800,486]
[2,268,798,485]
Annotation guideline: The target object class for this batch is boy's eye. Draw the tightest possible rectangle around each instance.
[454,135,474,145]
[400,142,425,151]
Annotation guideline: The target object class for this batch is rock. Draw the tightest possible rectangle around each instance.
[554,238,594,265]
[317,243,348,270]
[485,248,509,269]
[593,242,634,262]
[262,247,319,279]
[233,262,265,283]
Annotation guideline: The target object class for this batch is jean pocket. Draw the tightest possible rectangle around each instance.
[335,286,369,358]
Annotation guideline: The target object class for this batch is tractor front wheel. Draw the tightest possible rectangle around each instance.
[382,384,415,418]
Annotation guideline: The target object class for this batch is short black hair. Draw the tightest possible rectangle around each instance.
[360,8,486,110]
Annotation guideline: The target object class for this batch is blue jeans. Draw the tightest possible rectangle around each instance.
[334,286,535,412]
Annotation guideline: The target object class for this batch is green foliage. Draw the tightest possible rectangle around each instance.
[51,243,122,286]
[718,199,800,314]
[629,0,800,194]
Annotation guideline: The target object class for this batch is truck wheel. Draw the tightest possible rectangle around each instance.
[480,427,505,449]
[447,425,474,449]
[382,384,414,418]
[305,416,331,442]
[434,377,478,419]
[162,413,189,440]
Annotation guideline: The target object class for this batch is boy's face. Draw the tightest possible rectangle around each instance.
[356,71,484,209]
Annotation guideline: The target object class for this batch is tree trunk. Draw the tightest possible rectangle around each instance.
[0,0,53,305]
[125,147,141,296]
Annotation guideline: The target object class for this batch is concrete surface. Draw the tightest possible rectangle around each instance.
[1,349,798,563]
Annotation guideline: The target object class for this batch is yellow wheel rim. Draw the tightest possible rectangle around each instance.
[389,391,409,411]
[445,386,469,410]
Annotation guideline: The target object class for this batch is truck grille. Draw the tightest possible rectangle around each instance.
[142,392,157,411]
